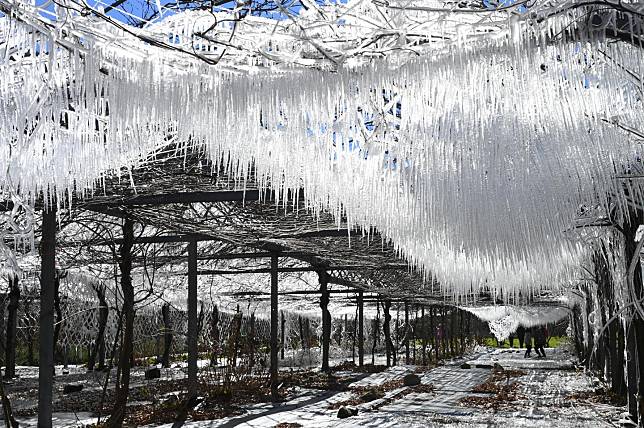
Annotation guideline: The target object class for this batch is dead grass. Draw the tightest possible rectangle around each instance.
[566,388,626,406]
[328,378,435,410]
[460,368,526,410]
[331,361,388,374]
[350,378,404,394]
[280,370,359,391]
[16,378,194,417]
[125,376,287,426]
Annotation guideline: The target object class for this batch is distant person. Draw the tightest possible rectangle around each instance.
[544,325,550,346]
[517,325,525,348]
[534,326,547,358]
[524,328,533,358]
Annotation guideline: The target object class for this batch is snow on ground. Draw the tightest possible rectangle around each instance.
[150,347,624,427]
[1,347,626,427]
[465,347,576,370]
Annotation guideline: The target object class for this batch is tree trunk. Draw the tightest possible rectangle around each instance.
[4,275,19,379]
[161,303,173,368]
[52,272,63,364]
[622,211,643,425]
[249,312,256,370]
[0,292,6,369]
[298,316,305,352]
[412,306,417,364]
[38,203,57,428]
[25,297,34,366]
[344,314,348,350]
[210,305,219,367]
[459,309,465,354]
[383,299,394,367]
[404,302,410,364]
[0,368,18,428]
[358,291,364,367]
[627,322,638,422]
[430,306,437,361]
[441,307,447,358]
[583,285,595,366]
[372,302,380,365]
[610,317,625,395]
[231,308,241,367]
[187,239,198,398]
[421,306,427,365]
[319,271,331,373]
[593,248,610,378]
[270,252,279,401]
[395,310,400,363]
[634,317,644,426]
[453,308,458,355]
[351,313,356,363]
[88,284,109,371]
[106,217,135,428]
[280,311,285,360]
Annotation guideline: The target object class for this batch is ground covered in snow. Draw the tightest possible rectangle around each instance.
[0,347,626,427]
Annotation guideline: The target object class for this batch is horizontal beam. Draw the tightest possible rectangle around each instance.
[225,289,379,296]
[58,234,213,246]
[0,189,305,212]
[225,292,445,304]
[284,229,349,238]
[86,190,261,207]
[58,251,313,264]
[198,264,408,275]
[57,227,357,247]
[81,188,306,208]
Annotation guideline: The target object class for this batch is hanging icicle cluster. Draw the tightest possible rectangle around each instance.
[2,0,644,302]
[464,304,571,340]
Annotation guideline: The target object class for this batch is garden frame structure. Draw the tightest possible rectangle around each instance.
[2,0,644,425]
[18,147,488,427]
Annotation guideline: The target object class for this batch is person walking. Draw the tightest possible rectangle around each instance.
[534,326,547,358]
[517,325,525,348]
[524,327,533,358]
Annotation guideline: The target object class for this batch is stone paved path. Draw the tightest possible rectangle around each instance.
[2,347,627,427]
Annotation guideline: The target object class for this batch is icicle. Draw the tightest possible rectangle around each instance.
[2,2,644,304]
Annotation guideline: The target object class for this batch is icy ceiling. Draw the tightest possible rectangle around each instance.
[1,0,642,305]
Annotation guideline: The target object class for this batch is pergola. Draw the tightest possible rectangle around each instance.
[7,145,480,421]
[2,0,644,425]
